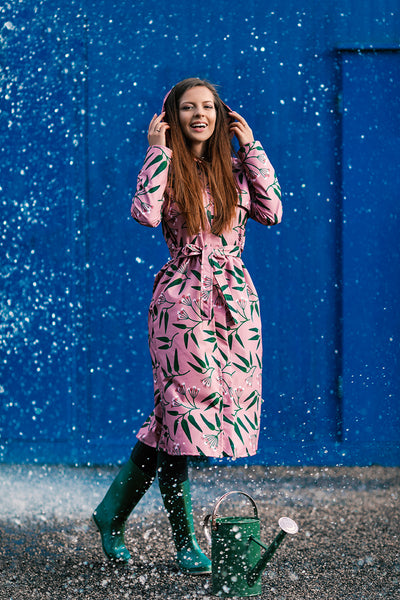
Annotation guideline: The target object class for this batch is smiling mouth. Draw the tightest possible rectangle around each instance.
[190,123,207,130]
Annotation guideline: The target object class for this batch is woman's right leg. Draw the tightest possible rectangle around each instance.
[92,441,157,562]
[158,451,211,574]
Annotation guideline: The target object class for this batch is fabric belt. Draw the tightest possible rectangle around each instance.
[170,243,242,323]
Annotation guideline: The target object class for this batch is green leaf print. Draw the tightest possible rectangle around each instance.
[148,185,161,193]
[236,354,250,368]
[200,413,216,431]
[187,361,204,374]
[226,268,243,285]
[212,355,221,368]
[237,416,249,434]
[165,278,183,291]
[235,332,245,348]
[164,379,173,393]
[204,397,220,410]
[153,160,168,178]
[228,333,233,350]
[219,348,228,362]
[190,332,200,348]
[174,348,179,372]
[192,269,202,281]
[145,153,163,168]
[247,396,258,410]
[223,414,234,425]
[189,354,207,369]
[216,329,226,342]
[234,422,244,444]
[178,280,187,295]
[234,265,244,277]
[188,413,203,433]
[232,362,248,373]
[181,419,193,443]
[244,414,257,430]
[201,391,220,404]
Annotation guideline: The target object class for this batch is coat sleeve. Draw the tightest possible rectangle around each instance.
[131,145,172,227]
[237,141,282,226]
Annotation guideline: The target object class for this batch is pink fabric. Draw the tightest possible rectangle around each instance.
[131,141,282,457]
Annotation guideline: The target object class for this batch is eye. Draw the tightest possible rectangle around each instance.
[180,105,193,110]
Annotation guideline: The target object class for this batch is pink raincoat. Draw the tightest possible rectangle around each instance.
[131,141,282,457]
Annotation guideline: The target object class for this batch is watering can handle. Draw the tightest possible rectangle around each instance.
[211,490,258,531]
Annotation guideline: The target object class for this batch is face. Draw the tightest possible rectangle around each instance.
[178,86,217,156]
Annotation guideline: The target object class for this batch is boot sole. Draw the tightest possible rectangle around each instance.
[179,568,211,575]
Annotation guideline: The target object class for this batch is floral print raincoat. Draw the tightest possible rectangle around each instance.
[131,141,282,458]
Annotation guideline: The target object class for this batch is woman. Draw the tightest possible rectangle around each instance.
[93,78,282,574]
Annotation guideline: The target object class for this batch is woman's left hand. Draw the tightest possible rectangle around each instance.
[229,110,254,146]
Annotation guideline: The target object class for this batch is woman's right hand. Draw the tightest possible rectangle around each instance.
[148,112,170,146]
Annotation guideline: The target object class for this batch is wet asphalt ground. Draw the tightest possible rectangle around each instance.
[0,463,399,599]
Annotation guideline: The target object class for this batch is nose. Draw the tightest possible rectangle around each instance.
[194,105,205,117]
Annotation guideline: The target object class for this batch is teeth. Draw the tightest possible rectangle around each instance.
[191,123,206,128]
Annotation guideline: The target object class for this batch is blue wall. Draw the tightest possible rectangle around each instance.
[1,0,399,465]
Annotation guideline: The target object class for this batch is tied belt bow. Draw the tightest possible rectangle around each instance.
[170,243,242,323]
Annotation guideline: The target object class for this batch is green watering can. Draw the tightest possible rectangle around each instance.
[203,491,298,598]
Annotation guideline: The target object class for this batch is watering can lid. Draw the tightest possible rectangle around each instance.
[278,517,299,534]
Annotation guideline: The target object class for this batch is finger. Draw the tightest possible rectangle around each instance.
[229,111,248,126]
[154,122,169,134]
[229,123,246,134]
[148,113,158,131]
[229,110,243,119]
[153,113,169,133]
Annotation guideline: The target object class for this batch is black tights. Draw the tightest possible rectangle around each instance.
[130,441,188,485]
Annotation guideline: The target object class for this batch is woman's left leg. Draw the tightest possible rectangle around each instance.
[157,451,211,574]
[92,442,157,562]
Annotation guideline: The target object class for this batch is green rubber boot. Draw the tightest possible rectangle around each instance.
[92,458,154,563]
[159,478,211,575]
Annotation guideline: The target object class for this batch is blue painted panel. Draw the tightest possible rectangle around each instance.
[341,50,400,443]
[1,1,400,465]
[1,3,87,444]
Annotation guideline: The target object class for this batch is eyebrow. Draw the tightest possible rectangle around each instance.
[179,100,215,105]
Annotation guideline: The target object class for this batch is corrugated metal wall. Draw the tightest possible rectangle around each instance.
[1,0,399,465]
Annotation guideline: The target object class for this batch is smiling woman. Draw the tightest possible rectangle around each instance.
[93,77,282,576]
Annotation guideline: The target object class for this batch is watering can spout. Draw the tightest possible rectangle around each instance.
[246,517,298,588]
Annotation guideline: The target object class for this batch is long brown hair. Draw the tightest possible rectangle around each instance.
[163,78,238,236]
